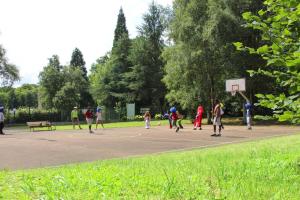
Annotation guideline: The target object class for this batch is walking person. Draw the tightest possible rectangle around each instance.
[193,105,204,130]
[144,111,151,129]
[85,107,94,133]
[211,100,222,137]
[95,107,104,130]
[170,107,180,132]
[0,106,4,135]
[71,106,82,129]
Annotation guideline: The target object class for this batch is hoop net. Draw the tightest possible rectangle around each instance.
[231,84,239,96]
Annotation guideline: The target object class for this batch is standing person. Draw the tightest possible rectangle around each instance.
[245,102,252,130]
[193,105,204,130]
[95,107,104,130]
[211,100,222,137]
[0,106,4,135]
[71,106,82,129]
[85,107,94,133]
[144,111,151,129]
[220,102,225,129]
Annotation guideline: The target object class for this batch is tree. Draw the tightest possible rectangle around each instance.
[48,55,62,71]
[113,8,129,49]
[53,66,88,112]
[89,54,112,106]
[39,55,64,108]
[70,47,87,80]
[234,0,300,123]
[104,8,132,106]
[0,45,19,86]
[163,0,265,117]
[70,48,94,107]
[15,84,39,108]
[126,2,168,111]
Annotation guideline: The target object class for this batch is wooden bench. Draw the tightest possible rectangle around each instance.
[26,121,56,132]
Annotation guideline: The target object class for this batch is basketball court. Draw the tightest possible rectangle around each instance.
[0,125,299,170]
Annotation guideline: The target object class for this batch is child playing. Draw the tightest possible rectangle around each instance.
[85,107,94,133]
[171,110,179,132]
[144,111,151,129]
[193,105,204,130]
[95,107,104,130]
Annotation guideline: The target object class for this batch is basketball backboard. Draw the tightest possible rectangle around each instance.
[226,78,246,94]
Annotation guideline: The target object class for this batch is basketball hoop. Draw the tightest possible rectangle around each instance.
[231,90,237,96]
[230,84,239,96]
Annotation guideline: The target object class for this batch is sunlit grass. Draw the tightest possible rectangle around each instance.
[1,134,300,199]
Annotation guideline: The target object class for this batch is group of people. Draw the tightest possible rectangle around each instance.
[71,106,104,133]
[143,99,228,136]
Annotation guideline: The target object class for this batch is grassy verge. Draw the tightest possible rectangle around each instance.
[6,120,191,131]
[1,134,300,199]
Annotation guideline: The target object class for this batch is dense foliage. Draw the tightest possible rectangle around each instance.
[235,0,300,123]
[0,45,19,86]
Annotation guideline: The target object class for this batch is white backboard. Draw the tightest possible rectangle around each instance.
[226,78,246,92]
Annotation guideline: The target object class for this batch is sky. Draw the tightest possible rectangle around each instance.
[0,0,173,86]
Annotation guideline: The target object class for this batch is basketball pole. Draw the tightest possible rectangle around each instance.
[238,91,250,103]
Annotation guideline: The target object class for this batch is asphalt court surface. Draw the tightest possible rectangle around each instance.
[0,125,299,170]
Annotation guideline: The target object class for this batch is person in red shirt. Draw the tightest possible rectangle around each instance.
[171,111,180,132]
[85,107,94,133]
[194,105,204,130]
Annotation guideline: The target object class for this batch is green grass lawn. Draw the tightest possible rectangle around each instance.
[1,134,300,199]
[7,119,191,131]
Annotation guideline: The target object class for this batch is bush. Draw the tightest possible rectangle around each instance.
[4,107,61,123]
[154,114,162,120]
[134,115,144,121]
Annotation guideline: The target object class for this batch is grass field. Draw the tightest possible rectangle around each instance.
[1,134,300,199]
[7,119,191,131]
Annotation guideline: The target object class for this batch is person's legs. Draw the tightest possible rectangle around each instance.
[199,116,202,130]
[178,119,183,129]
[72,118,75,129]
[193,117,198,129]
[100,120,104,128]
[0,122,4,134]
[96,119,99,130]
[169,118,172,129]
[77,118,82,129]
[211,117,217,136]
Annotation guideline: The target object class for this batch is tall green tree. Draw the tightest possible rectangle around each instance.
[104,8,132,106]
[235,0,300,123]
[113,8,129,49]
[126,2,168,110]
[0,45,19,86]
[70,48,94,107]
[70,47,87,80]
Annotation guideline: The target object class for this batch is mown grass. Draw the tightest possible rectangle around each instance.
[6,119,191,131]
[1,134,300,199]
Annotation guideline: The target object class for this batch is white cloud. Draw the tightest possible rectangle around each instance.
[0,0,173,86]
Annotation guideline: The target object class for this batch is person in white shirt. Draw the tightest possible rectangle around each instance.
[0,106,4,135]
[95,107,104,130]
